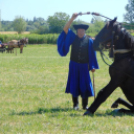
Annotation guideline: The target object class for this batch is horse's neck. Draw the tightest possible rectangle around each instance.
[114,38,127,50]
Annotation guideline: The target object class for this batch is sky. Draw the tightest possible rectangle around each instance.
[0,0,128,22]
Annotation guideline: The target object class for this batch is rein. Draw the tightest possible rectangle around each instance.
[99,47,134,80]
[98,27,134,79]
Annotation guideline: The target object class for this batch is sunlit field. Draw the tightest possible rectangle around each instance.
[0,45,134,134]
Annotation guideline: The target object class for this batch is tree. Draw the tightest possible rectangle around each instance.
[13,16,27,34]
[47,12,70,33]
[26,25,36,31]
[33,17,37,22]
[124,0,134,23]
[104,19,108,23]
[0,20,1,31]
[91,18,95,24]
[1,21,14,31]
[86,19,105,36]
[94,20,105,32]
[38,25,49,34]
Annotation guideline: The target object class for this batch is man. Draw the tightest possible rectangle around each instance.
[57,13,99,110]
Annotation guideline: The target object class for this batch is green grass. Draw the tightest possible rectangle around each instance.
[0,45,134,134]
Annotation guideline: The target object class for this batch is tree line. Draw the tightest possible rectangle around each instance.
[0,0,133,34]
[0,12,106,37]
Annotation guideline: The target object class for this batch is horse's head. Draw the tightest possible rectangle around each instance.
[93,17,117,50]
[20,38,28,47]
[93,17,134,60]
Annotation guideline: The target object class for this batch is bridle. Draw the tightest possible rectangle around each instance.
[97,23,134,79]
[18,39,27,47]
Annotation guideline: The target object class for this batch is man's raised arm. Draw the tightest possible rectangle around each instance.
[63,13,78,34]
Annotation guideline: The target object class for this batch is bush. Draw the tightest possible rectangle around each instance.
[0,34,59,44]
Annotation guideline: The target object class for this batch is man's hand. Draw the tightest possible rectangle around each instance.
[71,13,78,21]
[91,68,95,73]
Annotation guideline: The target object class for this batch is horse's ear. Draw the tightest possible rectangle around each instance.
[112,17,117,23]
[113,17,117,22]
[110,17,117,26]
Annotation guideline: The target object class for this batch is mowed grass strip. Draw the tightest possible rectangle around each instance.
[0,31,30,34]
[0,45,134,134]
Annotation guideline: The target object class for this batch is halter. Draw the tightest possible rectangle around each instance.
[99,23,134,65]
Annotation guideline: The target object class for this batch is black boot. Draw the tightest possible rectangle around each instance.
[72,96,79,110]
[82,97,88,110]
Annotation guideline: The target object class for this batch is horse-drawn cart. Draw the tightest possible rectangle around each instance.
[0,38,28,54]
[0,43,8,53]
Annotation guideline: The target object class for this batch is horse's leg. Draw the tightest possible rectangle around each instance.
[112,77,134,113]
[84,80,119,115]
[20,46,23,53]
[7,46,9,53]
[84,59,130,115]
[111,97,134,110]
[10,49,11,53]
[114,108,134,114]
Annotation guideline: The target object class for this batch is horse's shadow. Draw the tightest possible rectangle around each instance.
[10,107,134,117]
[10,107,79,116]
[95,109,134,117]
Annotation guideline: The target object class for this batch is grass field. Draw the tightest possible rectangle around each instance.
[0,45,134,134]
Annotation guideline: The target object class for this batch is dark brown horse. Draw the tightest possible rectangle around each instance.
[84,18,134,115]
[7,38,28,53]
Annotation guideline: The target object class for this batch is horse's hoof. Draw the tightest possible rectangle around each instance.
[83,110,92,116]
[111,102,118,108]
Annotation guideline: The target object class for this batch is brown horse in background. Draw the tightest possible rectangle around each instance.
[7,38,28,53]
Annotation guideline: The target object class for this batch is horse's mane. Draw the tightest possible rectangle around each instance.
[113,23,134,48]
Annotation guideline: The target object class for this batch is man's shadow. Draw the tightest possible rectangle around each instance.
[9,107,134,117]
